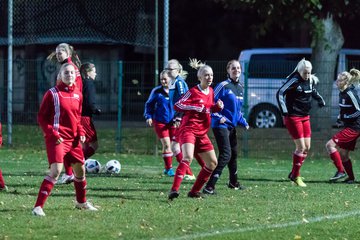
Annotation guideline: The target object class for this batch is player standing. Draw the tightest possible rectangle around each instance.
[168,59,223,199]
[144,70,176,176]
[325,68,360,183]
[80,62,101,159]
[32,63,97,216]
[48,43,83,184]
[276,59,325,187]
[203,60,249,194]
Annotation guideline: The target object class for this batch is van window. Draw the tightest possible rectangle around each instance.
[346,55,360,70]
[247,54,311,79]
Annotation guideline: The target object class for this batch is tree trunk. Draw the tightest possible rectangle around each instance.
[311,15,344,131]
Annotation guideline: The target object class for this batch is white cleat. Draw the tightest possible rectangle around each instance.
[58,174,74,184]
[75,201,98,211]
[183,174,196,181]
[0,185,8,192]
[32,206,46,217]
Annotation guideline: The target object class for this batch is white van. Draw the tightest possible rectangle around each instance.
[239,48,360,128]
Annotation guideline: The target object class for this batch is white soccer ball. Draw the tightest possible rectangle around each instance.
[85,159,101,173]
[105,160,121,174]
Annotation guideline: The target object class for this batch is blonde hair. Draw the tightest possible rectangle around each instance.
[167,59,188,79]
[47,43,81,68]
[339,68,360,86]
[287,58,319,84]
[226,59,241,71]
[189,58,212,78]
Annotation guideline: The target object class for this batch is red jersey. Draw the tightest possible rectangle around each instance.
[38,81,84,141]
[174,85,222,136]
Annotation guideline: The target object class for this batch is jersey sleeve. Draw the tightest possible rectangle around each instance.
[37,90,60,140]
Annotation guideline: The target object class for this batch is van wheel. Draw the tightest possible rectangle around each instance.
[249,105,282,128]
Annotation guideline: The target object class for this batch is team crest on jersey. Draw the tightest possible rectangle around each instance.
[73,93,80,100]
[342,99,346,105]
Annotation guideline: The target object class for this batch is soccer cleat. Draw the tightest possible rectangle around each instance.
[32,206,46,217]
[293,176,307,187]
[58,173,74,184]
[183,174,196,181]
[187,191,204,198]
[163,168,175,177]
[0,185,8,192]
[75,201,98,211]
[227,181,246,190]
[329,171,346,182]
[168,190,179,200]
[342,178,355,184]
[202,187,216,195]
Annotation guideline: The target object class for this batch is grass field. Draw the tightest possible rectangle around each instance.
[1,125,360,239]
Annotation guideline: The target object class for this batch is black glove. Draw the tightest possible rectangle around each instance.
[94,108,101,115]
[318,101,325,108]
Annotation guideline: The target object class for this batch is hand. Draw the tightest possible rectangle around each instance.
[94,108,101,115]
[216,99,224,109]
[318,101,325,108]
[146,118,153,127]
[174,120,181,128]
[245,125,250,130]
[220,117,226,124]
[56,137,64,145]
[80,135,86,143]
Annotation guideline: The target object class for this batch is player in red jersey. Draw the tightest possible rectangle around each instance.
[168,59,224,199]
[32,63,97,216]
[48,43,83,184]
[326,68,360,184]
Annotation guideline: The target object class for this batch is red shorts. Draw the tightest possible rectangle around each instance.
[284,115,311,139]
[81,116,98,143]
[153,120,176,139]
[45,138,84,165]
[332,127,360,151]
[178,131,214,153]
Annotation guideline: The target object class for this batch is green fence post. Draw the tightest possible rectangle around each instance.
[116,61,123,153]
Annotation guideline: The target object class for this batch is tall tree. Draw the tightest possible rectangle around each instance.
[217,0,360,128]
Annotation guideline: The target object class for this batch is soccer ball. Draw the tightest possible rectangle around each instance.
[85,159,101,173]
[105,160,121,174]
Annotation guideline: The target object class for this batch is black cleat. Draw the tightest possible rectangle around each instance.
[168,190,179,200]
[187,191,204,198]
[227,181,246,190]
[329,171,346,182]
[342,178,355,184]
[202,187,216,195]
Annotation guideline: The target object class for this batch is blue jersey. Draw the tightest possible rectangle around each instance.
[144,85,174,124]
[211,79,248,129]
[168,75,189,119]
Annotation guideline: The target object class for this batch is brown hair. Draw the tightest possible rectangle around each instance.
[80,62,95,79]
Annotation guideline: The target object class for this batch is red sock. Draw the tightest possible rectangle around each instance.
[343,159,354,180]
[171,160,189,192]
[63,159,73,176]
[194,152,205,168]
[190,166,213,193]
[174,150,183,163]
[163,152,173,170]
[291,152,305,177]
[74,177,87,203]
[0,169,5,188]
[34,176,56,208]
[330,151,344,172]
[84,146,96,160]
